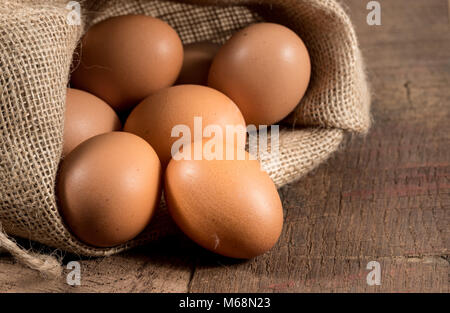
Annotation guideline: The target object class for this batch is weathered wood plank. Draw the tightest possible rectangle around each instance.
[0,238,195,293]
[188,0,450,292]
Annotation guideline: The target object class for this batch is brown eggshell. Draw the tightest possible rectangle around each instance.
[165,142,283,259]
[71,15,183,113]
[63,88,121,157]
[57,132,162,247]
[176,42,220,85]
[208,23,311,126]
[124,85,246,167]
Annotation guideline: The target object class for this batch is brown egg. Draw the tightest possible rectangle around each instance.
[208,23,311,126]
[57,132,162,247]
[124,85,246,167]
[176,42,221,85]
[62,88,121,157]
[165,142,283,259]
[71,15,183,113]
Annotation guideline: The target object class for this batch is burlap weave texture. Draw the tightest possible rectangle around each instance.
[0,0,370,262]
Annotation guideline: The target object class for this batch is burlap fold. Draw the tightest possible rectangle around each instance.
[0,0,370,275]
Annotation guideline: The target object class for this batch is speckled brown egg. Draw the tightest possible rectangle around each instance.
[165,142,283,259]
[208,23,311,126]
[176,42,221,85]
[123,85,246,167]
[71,15,183,113]
[62,88,121,157]
[57,132,162,247]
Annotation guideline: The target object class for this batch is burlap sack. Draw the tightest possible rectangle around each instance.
[0,0,370,276]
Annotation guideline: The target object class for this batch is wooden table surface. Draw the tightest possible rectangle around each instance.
[0,0,448,293]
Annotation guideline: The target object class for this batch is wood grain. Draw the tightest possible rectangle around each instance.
[0,0,448,292]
